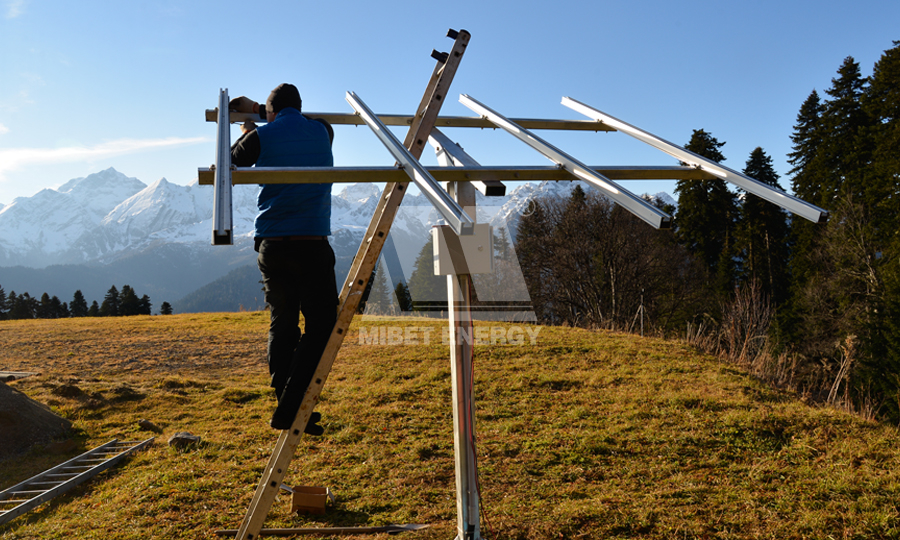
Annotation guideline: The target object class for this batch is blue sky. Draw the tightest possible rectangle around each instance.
[1,0,897,205]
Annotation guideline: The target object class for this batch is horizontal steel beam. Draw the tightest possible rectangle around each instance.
[561,97,829,224]
[205,109,615,132]
[197,165,715,186]
[459,94,672,229]
[345,91,475,235]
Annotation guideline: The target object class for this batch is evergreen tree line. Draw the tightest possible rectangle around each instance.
[0,284,173,320]
[514,41,900,420]
[783,42,900,419]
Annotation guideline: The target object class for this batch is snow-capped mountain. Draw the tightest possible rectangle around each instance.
[0,167,675,309]
[57,168,148,222]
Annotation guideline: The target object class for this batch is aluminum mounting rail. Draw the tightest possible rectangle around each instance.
[345,91,475,235]
[561,96,830,224]
[212,88,234,245]
[459,94,672,229]
[0,438,154,526]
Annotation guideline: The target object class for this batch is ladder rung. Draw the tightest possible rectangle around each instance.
[47,473,80,478]
[0,500,29,504]
[8,490,48,495]
[30,482,63,486]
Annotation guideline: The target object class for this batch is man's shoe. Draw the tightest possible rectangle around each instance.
[304,412,324,436]
[270,399,324,435]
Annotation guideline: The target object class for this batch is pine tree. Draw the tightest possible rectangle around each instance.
[50,296,65,318]
[567,184,587,210]
[735,147,791,304]
[70,290,89,317]
[516,200,554,323]
[818,56,873,205]
[786,90,827,297]
[160,301,173,315]
[495,227,512,261]
[11,293,36,319]
[365,263,392,315]
[788,90,825,201]
[88,301,100,317]
[783,54,889,418]
[0,285,6,320]
[407,235,445,315]
[863,41,900,243]
[394,283,412,313]
[861,41,900,417]
[5,290,15,320]
[118,285,141,316]
[357,268,377,314]
[5,291,15,319]
[673,129,738,290]
[99,285,119,316]
[139,295,152,315]
[37,292,53,319]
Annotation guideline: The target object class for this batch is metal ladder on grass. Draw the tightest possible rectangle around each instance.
[0,437,154,526]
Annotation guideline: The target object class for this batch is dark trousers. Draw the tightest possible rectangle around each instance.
[257,239,337,398]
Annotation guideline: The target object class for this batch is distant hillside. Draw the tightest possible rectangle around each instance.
[173,265,266,313]
[0,241,257,310]
[172,253,355,314]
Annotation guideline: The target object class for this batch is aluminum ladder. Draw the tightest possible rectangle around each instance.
[0,437,154,525]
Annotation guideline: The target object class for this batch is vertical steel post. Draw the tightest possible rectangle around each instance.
[446,179,482,540]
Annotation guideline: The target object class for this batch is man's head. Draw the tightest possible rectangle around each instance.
[266,83,303,121]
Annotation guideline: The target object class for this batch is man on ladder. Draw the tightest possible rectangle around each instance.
[230,83,336,432]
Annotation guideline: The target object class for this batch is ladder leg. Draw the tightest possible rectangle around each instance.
[232,29,471,540]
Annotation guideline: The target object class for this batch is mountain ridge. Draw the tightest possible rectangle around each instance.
[0,167,675,312]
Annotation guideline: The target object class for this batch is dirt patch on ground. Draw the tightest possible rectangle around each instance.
[0,381,72,461]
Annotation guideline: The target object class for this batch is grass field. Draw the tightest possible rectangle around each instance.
[1,313,900,539]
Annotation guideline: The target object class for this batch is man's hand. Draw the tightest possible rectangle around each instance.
[241,120,257,134]
[229,96,259,114]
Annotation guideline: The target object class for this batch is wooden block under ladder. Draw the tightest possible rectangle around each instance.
[230,29,471,540]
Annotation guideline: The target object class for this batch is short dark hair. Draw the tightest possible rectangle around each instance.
[266,83,302,115]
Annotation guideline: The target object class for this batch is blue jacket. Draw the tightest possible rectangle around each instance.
[254,108,333,237]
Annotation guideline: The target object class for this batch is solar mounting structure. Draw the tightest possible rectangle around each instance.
[199,29,828,540]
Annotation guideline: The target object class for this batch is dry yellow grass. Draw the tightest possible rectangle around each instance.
[2,313,900,539]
